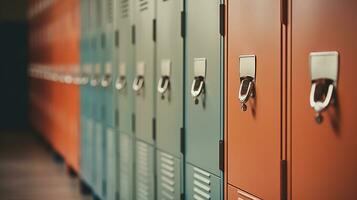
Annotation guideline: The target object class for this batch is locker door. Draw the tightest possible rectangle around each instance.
[155,0,183,199]
[92,0,105,198]
[133,0,156,200]
[291,1,357,199]
[185,0,223,199]
[116,0,135,199]
[102,0,117,199]
[226,0,283,199]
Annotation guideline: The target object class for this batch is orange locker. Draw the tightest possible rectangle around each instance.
[225,0,286,199]
[290,0,357,199]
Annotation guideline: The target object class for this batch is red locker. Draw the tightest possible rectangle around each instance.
[290,0,357,199]
[226,0,285,199]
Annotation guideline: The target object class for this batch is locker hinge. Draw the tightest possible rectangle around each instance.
[131,25,136,45]
[101,33,106,49]
[219,4,225,36]
[152,118,156,140]
[219,140,224,171]
[153,19,157,42]
[115,29,119,48]
[180,11,185,38]
[281,160,287,200]
[131,113,136,133]
[181,193,184,200]
[281,0,288,25]
[180,127,185,154]
[115,109,119,127]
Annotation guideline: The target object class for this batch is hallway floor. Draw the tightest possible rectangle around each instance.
[0,132,91,200]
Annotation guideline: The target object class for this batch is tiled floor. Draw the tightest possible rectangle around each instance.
[0,132,92,200]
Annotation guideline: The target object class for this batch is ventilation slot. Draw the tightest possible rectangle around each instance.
[139,0,148,12]
[160,152,175,200]
[136,142,150,200]
[192,167,212,200]
[119,135,130,198]
[121,0,129,18]
[107,0,113,23]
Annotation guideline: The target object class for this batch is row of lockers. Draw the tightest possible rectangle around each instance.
[28,0,357,199]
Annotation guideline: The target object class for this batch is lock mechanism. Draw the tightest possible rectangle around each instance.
[90,63,101,87]
[309,51,339,124]
[115,63,127,91]
[157,59,171,100]
[190,58,206,105]
[101,62,113,88]
[132,62,145,94]
[80,64,91,85]
[238,55,256,111]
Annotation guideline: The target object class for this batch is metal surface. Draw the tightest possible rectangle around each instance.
[291,1,357,199]
[185,0,224,199]
[155,0,184,198]
[226,0,282,199]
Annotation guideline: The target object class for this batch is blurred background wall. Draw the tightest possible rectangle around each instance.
[0,0,28,130]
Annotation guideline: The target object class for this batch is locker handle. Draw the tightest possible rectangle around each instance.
[238,77,255,111]
[190,77,205,105]
[80,74,89,85]
[101,74,112,88]
[90,75,100,87]
[132,76,144,94]
[309,80,334,123]
[115,76,126,91]
[157,76,170,100]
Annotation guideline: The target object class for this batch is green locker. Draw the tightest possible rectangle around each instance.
[90,0,106,198]
[101,0,117,199]
[132,0,156,199]
[155,0,184,199]
[185,0,224,199]
[80,0,91,187]
[115,0,135,199]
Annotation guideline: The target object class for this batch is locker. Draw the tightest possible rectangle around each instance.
[101,0,117,199]
[90,0,106,198]
[185,0,224,199]
[116,0,135,199]
[155,0,184,199]
[132,0,156,199]
[290,1,357,199]
[226,0,284,199]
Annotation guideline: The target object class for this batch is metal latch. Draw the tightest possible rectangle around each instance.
[238,55,256,111]
[132,62,145,94]
[115,63,127,91]
[191,58,206,105]
[101,62,113,88]
[309,51,339,124]
[157,59,171,100]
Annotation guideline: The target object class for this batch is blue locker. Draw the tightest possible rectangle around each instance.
[115,0,136,199]
[132,0,156,199]
[100,0,117,199]
[155,0,184,199]
[184,0,224,199]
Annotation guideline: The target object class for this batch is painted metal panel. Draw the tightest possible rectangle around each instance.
[135,141,155,200]
[119,133,135,200]
[185,164,221,200]
[106,128,117,200]
[156,151,181,200]
[185,0,223,178]
[155,0,184,159]
[116,0,135,135]
[155,0,184,198]
[291,1,357,199]
[133,0,156,145]
[226,1,283,199]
